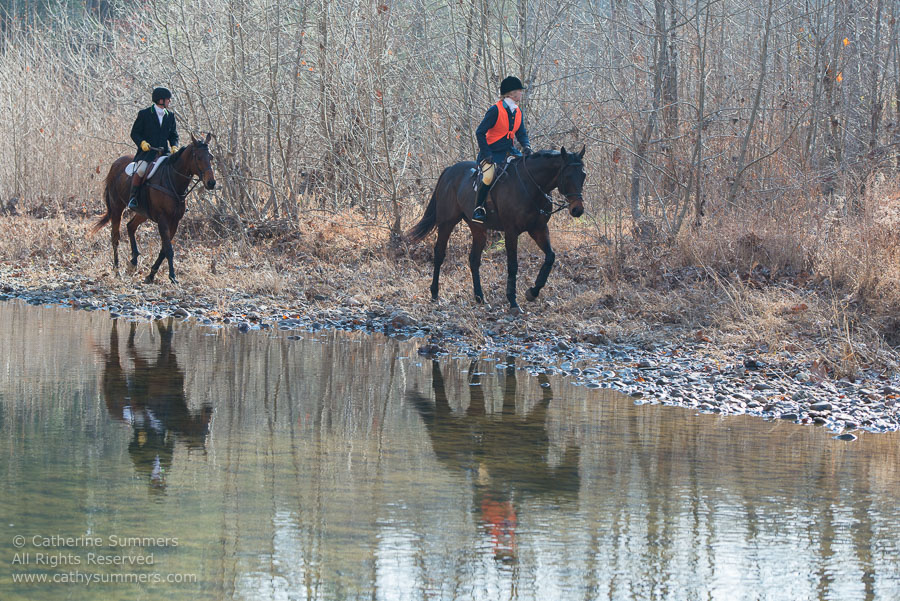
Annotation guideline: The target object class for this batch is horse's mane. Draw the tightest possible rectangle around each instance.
[168,144,189,163]
[168,140,208,164]
[155,143,195,185]
[531,149,584,163]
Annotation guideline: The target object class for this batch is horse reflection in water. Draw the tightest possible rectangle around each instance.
[407,360,579,563]
[96,318,212,494]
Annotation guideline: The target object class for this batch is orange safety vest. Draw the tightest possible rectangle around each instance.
[485,100,522,145]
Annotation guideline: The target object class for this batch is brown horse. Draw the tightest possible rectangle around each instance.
[91,133,216,284]
[406,147,586,311]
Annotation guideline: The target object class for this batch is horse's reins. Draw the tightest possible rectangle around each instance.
[148,149,204,204]
[519,155,583,216]
[170,166,203,201]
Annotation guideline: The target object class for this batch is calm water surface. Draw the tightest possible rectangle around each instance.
[0,300,899,600]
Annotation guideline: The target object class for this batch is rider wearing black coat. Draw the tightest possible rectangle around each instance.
[130,95,179,163]
[127,87,179,213]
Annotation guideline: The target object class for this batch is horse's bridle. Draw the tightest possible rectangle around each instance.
[519,155,584,216]
[165,146,211,202]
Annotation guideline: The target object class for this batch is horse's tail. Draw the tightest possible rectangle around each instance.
[88,160,124,238]
[406,178,441,244]
[88,188,112,237]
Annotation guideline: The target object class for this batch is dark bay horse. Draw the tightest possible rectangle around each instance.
[90,133,216,284]
[406,147,586,311]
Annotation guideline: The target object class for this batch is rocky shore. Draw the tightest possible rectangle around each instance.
[2,267,897,440]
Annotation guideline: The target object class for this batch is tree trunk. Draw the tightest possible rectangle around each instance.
[727,0,774,206]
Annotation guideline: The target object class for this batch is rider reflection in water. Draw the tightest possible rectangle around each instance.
[407,359,579,563]
[96,319,212,494]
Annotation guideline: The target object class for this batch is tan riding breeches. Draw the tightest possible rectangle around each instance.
[480,160,495,185]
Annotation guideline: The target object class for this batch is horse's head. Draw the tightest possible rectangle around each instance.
[185,132,217,190]
[556,146,586,218]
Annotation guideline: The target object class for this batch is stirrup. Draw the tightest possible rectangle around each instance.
[472,206,486,223]
[127,197,139,210]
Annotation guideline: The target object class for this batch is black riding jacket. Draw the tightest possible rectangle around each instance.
[130,106,179,162]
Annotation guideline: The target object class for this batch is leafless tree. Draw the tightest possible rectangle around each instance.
[0,0,896,246]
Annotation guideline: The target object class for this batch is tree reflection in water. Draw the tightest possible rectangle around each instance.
[408,358,579,563]
[95,318,212,495]
[3,300,900,599]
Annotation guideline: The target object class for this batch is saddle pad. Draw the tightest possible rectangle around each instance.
[125,155,168,178]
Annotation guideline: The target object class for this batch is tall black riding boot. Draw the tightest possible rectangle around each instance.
[472,182,491,223]
[127,172,145,215]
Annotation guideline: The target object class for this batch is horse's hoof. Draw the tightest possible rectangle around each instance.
[525,288,538,302]
[474,295,484,304]
[125,261,137,274]
[169,276,178,285]
[508,305,523,315]
[143,275,155,285]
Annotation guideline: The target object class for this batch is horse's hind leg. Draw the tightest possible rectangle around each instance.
[467,226,487,303]
[430,221,457,301]
[110,214,121,273]
[126,215,147,271]
[525,225,555,301]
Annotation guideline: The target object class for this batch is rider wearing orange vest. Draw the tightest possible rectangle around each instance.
[472,76,532,223]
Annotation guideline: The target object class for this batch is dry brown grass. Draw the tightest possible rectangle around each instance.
[654,178,900,375]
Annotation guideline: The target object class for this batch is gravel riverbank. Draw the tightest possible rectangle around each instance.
[2,266,898,439]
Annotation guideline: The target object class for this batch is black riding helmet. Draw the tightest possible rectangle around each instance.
[152,87,172,104]
[499,76,525,95]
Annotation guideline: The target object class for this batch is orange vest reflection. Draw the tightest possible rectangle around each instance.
[480,495,518,561]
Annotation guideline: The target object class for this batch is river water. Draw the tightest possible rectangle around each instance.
[0,300,898,600]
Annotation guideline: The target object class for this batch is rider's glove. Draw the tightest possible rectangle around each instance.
[140,140,150,152]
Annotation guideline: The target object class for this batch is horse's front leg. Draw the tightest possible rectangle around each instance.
[126,215,147,271]
[145,222,175,284]
[166,221,181,284]
[504,232,520,312]
[525,224,555,301]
